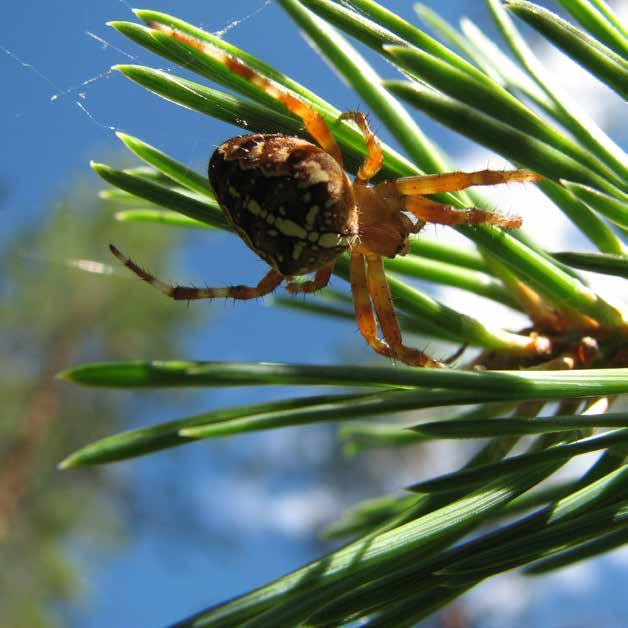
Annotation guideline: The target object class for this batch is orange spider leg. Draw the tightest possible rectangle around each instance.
[338,112,384,184]
[110,244,283,300]
[403,196,522,229]
[285,262,335,294]
[350,252,395,359]
[148,22,343,166]
[366,254,444,368]
[394,169,541,195]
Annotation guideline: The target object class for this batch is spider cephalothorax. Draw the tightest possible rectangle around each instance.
[111,23,541,368]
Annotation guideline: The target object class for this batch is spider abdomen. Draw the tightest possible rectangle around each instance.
[209,134,357,276]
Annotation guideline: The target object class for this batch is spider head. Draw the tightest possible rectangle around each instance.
[353,182,416,259]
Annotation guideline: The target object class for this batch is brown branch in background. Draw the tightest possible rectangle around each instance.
[440,602,469,628]
[0,326,76,539]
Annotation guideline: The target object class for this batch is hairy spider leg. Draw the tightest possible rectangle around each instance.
[285,263,335,294]
[341,113,442,366]
[148,22,344,166]
[390,168,541,229]
[337,112,383,184]
[350,252,395,359]
[394,169,541,195]
[403,196,522,228]
[366,254,444,368]
[110,244,283,300]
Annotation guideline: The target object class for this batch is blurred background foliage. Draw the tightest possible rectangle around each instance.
[0,175,199,627]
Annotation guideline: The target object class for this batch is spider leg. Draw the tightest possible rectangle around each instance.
[285,263,335,294]
[148,22,343,166]
[110,244,283,300]
[366,253,445,368]
[394,168,541,195]
[350,252,395,359]
[338,112,383,185]
[404,196,522,229]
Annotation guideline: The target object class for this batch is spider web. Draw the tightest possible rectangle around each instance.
[0,0,273,264]
[1,0,272,131]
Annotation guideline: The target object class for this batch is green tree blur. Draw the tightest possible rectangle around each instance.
[0,173,199,628]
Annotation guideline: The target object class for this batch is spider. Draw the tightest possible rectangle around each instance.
[111,23,541,368]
